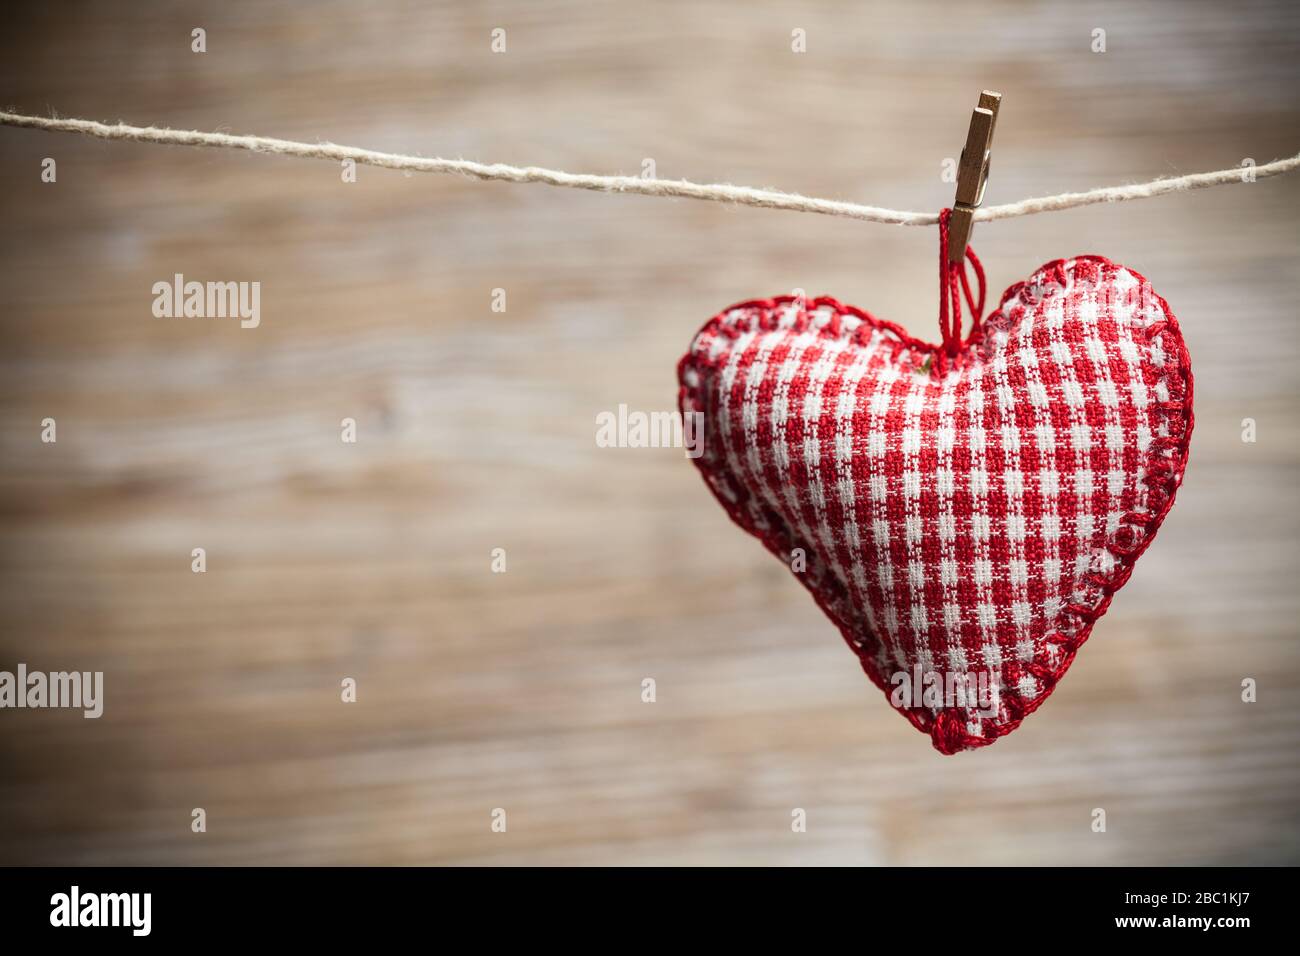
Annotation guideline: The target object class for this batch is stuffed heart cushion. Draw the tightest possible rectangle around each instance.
[678,255,1193,753]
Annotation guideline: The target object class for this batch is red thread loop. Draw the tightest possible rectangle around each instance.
[936,208,987,360]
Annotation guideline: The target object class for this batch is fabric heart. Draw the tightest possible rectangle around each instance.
[678,239,1193,753]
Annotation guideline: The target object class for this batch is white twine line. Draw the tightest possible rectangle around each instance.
[3,111,1297,227]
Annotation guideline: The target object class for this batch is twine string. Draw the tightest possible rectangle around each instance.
[1,111,1297,228]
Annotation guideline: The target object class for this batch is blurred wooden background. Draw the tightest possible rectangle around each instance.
[1,0,1297,865]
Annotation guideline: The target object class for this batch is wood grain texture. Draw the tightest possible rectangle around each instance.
[0,0,1297,865]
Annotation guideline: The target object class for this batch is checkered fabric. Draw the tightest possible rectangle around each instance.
[678,256,1193,753]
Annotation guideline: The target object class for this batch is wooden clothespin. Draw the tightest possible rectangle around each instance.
[947,90,1001,263]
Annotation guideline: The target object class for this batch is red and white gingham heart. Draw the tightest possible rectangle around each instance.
[678,253,1193,753]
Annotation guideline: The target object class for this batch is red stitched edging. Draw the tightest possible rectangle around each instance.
[677,256,1195,754]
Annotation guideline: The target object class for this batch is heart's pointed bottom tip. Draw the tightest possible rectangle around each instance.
[930,710,974,755]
